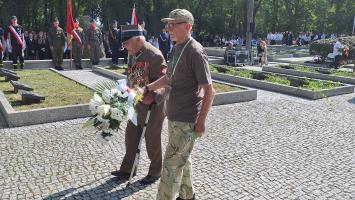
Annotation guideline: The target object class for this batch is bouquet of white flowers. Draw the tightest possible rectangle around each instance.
[84,79,143,141]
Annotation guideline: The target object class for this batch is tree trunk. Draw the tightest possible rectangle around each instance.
[246,0,254,63]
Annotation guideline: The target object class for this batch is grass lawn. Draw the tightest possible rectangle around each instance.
[0,69,94,111]
[213,82,240,93]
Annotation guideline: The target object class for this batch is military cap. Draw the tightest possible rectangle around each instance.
[120,24,143,42]
[161,9,194,25]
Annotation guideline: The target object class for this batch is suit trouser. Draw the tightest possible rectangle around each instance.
[51,47,64,67]
[156,121,195,200]
[12,45,24,67]
[119,105,164,177]
[111,46,119,64]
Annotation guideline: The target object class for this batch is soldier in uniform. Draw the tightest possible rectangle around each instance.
[108,20,122,66]
[7,16,25,69]
[72,19,84,70]
[87,19,103,65]
[110,25,167,185]
[0,24,5,67]
[47,18,66,70]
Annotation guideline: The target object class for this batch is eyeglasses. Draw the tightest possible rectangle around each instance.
[165,22,186,29]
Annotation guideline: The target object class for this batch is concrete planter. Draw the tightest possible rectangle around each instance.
[263,66,355,85]
[212,80,257,105]
[212,72,354,100]
[0,69,95,127]
[93,66,257,105]
[0,91,91,127]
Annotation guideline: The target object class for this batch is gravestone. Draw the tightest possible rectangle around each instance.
[10,81,33,93]
[0,68,17,77]
[0,68,16,74]
[3,71,20,81]
[20,91,45,104]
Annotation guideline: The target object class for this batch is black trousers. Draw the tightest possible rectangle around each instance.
[119,49,128,64]
[111,47,119,64]
[12,44,24,66]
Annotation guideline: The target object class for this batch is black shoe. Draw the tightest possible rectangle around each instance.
[13,65,17,69]
[176,194,195,200]
[77,65,83,70]
[55,66,64,70]
[139,175,160,185]
[20,64,24,69]
[111,170,136,180]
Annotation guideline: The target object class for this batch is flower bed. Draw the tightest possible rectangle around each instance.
[263,64,355,85]
[210,64,354,99]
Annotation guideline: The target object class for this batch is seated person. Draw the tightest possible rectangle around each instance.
[224,42,234,63]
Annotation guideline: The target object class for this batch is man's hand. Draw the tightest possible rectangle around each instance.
[50,46,54,51]
[142,91,155,105]
[194,118,206,137]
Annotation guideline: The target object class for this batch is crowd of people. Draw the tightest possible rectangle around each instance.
[0,16,174,70]
[266,31,350,46]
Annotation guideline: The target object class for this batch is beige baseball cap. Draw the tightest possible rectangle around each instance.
[161,9,194,25]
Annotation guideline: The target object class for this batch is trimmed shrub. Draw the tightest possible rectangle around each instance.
[310,36,355,61]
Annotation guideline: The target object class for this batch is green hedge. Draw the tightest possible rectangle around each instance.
[309,36,355,60]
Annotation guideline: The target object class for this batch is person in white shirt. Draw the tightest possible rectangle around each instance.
[332,39,343,68]
[321,33,326,39]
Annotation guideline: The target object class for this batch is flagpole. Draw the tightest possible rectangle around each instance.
[70,42,73,70]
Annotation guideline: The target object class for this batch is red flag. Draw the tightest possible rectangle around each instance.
[131,4,138,25]
[66,0,75,42]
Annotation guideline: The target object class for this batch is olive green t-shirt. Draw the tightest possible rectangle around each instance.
[166,38,212,123]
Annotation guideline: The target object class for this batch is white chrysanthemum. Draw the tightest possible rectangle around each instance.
[110,89,122,97]
[102,89,113,103]
[110,108,124,121]
[89,94,105,114]
[96,115,110,130]
[97,105,111,117]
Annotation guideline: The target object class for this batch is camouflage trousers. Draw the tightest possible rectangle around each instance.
[156,121,195,200]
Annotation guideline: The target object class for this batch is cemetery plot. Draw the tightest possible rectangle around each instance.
[0,69,93,127]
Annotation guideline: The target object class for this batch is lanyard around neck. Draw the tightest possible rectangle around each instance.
[171,38,192,77]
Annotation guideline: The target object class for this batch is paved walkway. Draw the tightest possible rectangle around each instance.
[0,69,354,199]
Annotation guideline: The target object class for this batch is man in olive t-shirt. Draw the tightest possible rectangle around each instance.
[146,9,216,200]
